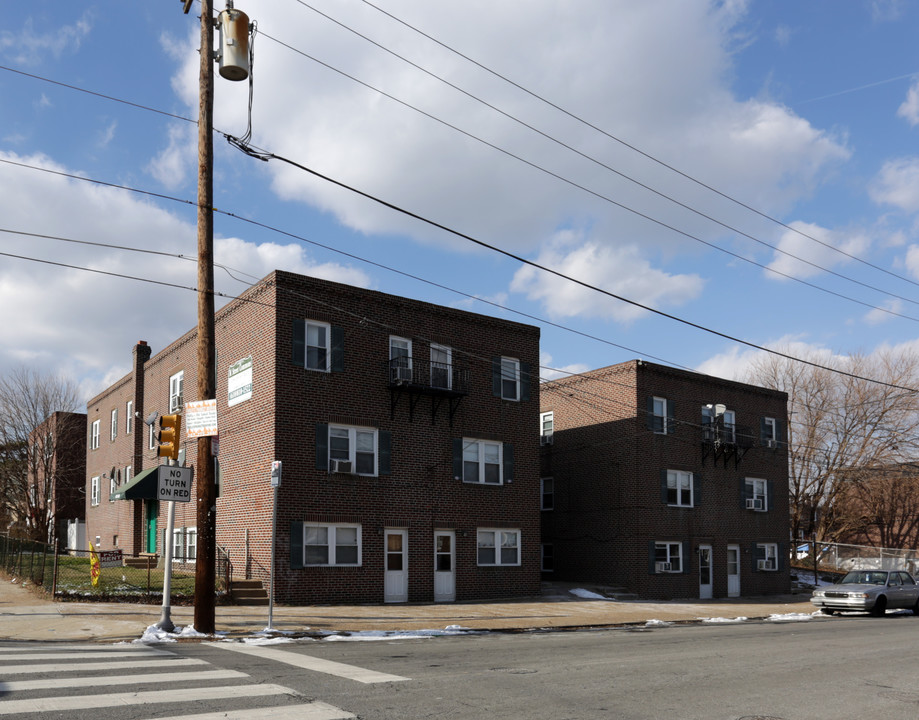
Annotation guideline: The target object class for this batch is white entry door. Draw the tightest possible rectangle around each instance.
[434,530,456,602]
[699,544,713,599]
[727,544,741,597]
[384,529,408,603]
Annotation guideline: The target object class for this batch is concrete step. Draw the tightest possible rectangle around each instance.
[230,579,269,605]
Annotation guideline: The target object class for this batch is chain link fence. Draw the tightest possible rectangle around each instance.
[793,540,919,578]
[0,534,231,601]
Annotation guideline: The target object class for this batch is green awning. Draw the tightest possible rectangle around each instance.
[112,466,159,501]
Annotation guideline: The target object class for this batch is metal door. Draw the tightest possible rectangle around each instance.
[434,530,456,602]
[384,529,408,603]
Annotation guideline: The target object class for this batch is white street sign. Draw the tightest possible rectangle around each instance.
[158,465,193,502]
[185,398,218,438]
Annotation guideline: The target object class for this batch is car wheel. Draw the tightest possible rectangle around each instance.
[871,596,887,617]
[820,608,835,615]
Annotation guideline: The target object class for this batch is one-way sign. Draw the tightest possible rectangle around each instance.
[158,465,193,502]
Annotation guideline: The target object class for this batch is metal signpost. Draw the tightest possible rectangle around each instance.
[268,460,281,630]
[156,463,193,632]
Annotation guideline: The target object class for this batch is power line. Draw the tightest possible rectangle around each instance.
[355,0,919,292]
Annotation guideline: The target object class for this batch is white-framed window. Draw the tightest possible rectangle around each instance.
[186,528,197,561]
[329,425,378,475]
[125,465,133,482]
[172,528,185,561]
[762,417,777,447]
[148,422,156,450]
[303,523,361,566]
[703,405,735,442]
[757,542,778,571]
[91,476,100,506]
[539,410,555,438]
[430,343,452,389]
[500,357,520,401]
[110,408,118,441]
[477,529,520,566]
[666,470,693,507]
[463,439,503,485]
[746,477,768,511]
[90,420,100,450]
[654,541,682,573]
[541,543,554,572]
[541,477,554,510]
[389,336,412,383]
[651,396,668,434]
[126,401,133,435]
[306,321,331,372]
[169,371,184,413]
[109,476,117,501]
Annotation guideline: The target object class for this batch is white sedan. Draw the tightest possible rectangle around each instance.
[811,570,919,616]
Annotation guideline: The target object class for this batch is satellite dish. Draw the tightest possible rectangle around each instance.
[144,411,159,427]
[714,404,726,417]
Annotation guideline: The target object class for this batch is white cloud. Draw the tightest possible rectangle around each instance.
[898,81,919,127]
[147,124,195,190]
[695,337,843,382]
[765,222,871,280]
[0,12,93,66]
[870,157,919,214]
[540,352,590,382]
[510,231,704,323]
[864,299,904,326]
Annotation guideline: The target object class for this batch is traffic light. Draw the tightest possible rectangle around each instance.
[158,414,182,461]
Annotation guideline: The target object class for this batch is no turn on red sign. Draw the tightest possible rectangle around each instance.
[158,465,193,502]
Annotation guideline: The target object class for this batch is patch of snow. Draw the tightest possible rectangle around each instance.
[766,613,813,622]
[700,616,748,624]
[569,588,608,600]
[242,636,296,645]
[322,627,481,642]
[134,624,180,643]
[644,619,672,627]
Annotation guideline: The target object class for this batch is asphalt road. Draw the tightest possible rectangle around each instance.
[4,614,919,719]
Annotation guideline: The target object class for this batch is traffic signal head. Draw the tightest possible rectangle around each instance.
[158,413,182,461]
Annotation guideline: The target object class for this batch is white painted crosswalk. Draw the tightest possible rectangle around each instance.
[0,643,356,719]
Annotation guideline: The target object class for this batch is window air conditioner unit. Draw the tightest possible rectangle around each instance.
[170,395,183,413]
[540,433,554,446]
[331,459,353,474]
[765,439,777,449]
[655,562,672,573]
[746,498,764,511]
[757,559,775,571]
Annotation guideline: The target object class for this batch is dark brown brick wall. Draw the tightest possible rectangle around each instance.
[541,359,790,600]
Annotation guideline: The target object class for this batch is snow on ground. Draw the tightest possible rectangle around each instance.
[569,588,610,600]
[644,619,672,627]
[766,613,814,622]
[700,616,748,624]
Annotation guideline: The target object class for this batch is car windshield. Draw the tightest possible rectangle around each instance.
[840,571,888,585]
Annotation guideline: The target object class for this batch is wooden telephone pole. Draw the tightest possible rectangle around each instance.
[187,0,217,634]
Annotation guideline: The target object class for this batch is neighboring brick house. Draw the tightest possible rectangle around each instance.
[28,411,86,547]
[85,270,541,604]
[539,360,790,600]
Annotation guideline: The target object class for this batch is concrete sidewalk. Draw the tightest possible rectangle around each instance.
[0,576,816,644]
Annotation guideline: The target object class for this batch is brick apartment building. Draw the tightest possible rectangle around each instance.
[27,411,86,547]
[539,360,790,600]
[85,270,541,604]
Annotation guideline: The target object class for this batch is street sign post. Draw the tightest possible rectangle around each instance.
[158,465,193,502]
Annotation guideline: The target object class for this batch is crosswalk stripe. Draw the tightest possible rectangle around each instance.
[155,702,357,720]
[0,683,297,715]
[0,657,207,675]
[0,644,148,653]
[207,642,410,684]
[0,649,169,661]
[0,668,248,692]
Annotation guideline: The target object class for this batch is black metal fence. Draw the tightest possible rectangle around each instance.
[0,534,231,602]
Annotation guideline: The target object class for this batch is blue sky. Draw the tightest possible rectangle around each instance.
[1,0,918,400]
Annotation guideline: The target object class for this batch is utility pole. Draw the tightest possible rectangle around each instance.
[190,0,217,634]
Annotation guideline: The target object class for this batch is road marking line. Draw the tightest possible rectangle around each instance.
[207,642,409,684]
[0,683,297,714]
[0,668,248,692]
[156,702,356,720]
[0,644,154,653]
[0,657,207,675]
[0,649,169,661]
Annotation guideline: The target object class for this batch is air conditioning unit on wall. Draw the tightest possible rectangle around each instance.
[655,562,672,573]
[540,433,554,446]
[757,559,775,571]
[331,459,353,474]
[746,498,764,511]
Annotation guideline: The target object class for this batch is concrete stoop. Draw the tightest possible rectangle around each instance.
[123,554,159,569]
[230,579,269,605]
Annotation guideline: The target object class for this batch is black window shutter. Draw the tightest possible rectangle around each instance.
[648,540,657,574]
[766,479,774,511]
[379,430,392,475]
[520,362,531,401]
[503,443,515,483]
[660,469,669,504]
[290,522,303,569]
[315,423,328,471]
[777,419,787,448]
[452,439,463,479]
[777,542,787,571]
[646,396,655,430]
[751,542,764,572]
[740,478,750,509]
[682,541,691,574]
[760,417,768,443]
[693,474,701,507]
[292,319,305,367]
[492,357,502,397]
[330,326,344,373]
[667,399,676,434]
